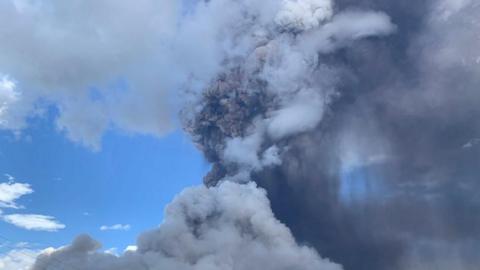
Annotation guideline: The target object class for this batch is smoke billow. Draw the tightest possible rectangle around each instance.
[185,0,480,269]
[31,182,340,270]
[27,0,480,269]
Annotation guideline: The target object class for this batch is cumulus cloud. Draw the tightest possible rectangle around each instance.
[32,182,342,270]
[100,224,131,231]
[2,214,65,232]
[0,248,39,270]
[0,0,185,149]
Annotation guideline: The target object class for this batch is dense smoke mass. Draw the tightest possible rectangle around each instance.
[31,182,341,270]
[14,0,480,269]
[185,0,480,269]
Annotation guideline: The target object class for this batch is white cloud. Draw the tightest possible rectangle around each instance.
[0,249,38,270]
[4,174,15,182]
[104,248,119,256]
[0,75,23,131]
[3,214,66,232]
[100,224,131,231]
[14,242,31,249]
[123,245,137,253]
[0,181,32,209]
[0,175,66,232]
[0,0,182,149]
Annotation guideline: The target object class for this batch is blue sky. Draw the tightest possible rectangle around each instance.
[0,109,208,253]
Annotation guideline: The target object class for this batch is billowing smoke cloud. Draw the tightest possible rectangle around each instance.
[31,182,340,270]
[17,0,480,269]
[184,0,480,269]
[184,0,395,185]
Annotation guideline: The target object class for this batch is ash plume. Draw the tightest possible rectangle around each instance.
[25,0,480,269]
[185,0,480,270]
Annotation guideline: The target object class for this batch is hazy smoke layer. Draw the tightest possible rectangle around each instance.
[31,182,340,270]
[27,0,480,269]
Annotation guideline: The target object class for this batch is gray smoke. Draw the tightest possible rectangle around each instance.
[184,0,480,270]
[28,0,480,269]
[31,182,340,270]
[184,1,395,185]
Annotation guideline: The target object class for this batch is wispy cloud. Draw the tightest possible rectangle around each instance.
[4,174,15,182]
[463,138,480,149]
[0,181,33,209]
[0,174,66,232]
[3,214,66,232]
[104,248,118,256]
[100,224,131,231]
[124,245,137,253]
